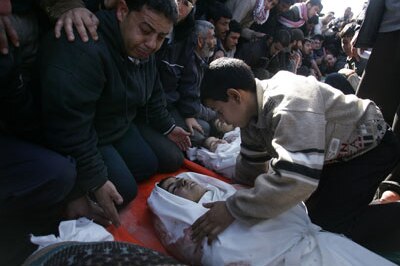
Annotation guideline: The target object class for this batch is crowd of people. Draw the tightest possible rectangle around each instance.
[1,0,399,265]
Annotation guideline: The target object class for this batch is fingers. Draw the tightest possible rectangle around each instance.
[55,15,75,41]
[73,16,89,42]
[0,16,19,54]
[193,124,204,135]
[207,227,221,245]
[54,17,64,39]
[89,201,111,227]
[187,124,194,135]
[0,19,9,54]
[95,181,122,227]
[54,8,99,42]
[3,16,19,47]
[191,214,209,243]
[101,198,121,227]
[178,136,191,151]
[82,13,99,41]
[111,189,124,206]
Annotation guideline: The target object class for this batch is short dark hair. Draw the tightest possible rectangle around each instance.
[302,37,312,44]
[311,34,324,41]
[126,0,178,24]
[201,58,256,102]
[206,2,232,22]
[274,29,291,47]
[228,19,241,34]
[290,28,304,42]
[306,0,323,11]
[158,176,176,189]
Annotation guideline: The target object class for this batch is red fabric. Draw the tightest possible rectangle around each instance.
[107,159,228,255]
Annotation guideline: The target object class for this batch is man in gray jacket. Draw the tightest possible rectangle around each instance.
[191,58,400,254]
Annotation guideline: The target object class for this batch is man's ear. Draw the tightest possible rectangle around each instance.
[227,88,241,103]
[197,36,203,49]
[116,0,129,22]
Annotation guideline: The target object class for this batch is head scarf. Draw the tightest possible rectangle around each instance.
[253,0,270,24]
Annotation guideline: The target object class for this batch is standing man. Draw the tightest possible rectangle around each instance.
[40,0,190,228]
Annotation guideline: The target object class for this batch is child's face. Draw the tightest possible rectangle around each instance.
[205,94,251,128]
[159,177,207,202]
[204,137,227,152]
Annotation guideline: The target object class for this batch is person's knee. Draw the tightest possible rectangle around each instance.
[44,154,77,199]
[117,183,138,208]
[158,146,184,173]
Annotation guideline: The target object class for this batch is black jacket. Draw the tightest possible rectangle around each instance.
[40,10,175,196]
[156,12,201,118]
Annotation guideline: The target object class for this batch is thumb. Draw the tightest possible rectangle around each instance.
[202,202,215,208]
[112,191,124,205]
[187,125,194,135]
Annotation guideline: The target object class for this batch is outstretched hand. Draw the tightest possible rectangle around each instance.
[191,201,234,245]
[167,126,191,151]
[55,7,99,42]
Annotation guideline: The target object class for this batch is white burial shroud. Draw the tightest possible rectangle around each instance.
[147,172,395,266]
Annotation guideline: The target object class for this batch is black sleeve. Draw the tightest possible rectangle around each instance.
[40,33,108,198]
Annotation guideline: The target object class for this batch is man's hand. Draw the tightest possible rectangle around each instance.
[0,15,19,54]
[64,196,111,226]
[380,190,400,204]
[191,201,234,245]
[55,7,99,42]
[167,126,191,151]
[350,30,361,61]
[93,181,123,227]
[185,117,204,135]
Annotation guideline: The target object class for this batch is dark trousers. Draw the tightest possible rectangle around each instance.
[98,124,158,206]
[99,123,184,206]
[356,30,400,202]
[356,30,400,133]
[306,129,400,252]
[0,134,76,266]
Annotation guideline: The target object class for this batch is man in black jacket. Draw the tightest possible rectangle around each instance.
[0,1,77,265]
[40,0,191,228]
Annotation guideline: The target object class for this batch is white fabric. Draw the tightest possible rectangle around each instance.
[30,218,114,251]
[148,172,395,266]
[187,128,241,178]
[253,0,270,25]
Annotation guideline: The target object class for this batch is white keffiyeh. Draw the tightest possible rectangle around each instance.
[253,0,270,24]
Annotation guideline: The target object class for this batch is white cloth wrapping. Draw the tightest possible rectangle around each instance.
[30,218,114,250]
[187,128,241,178]
[147,172,395,266]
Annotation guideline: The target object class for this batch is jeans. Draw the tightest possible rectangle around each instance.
[0,134,76,266]
[98,124,158,206]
